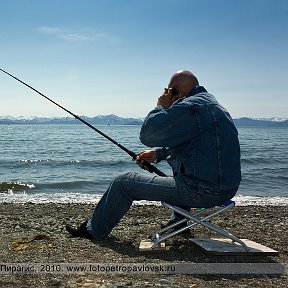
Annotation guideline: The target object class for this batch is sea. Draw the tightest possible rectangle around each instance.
[1,124,287,205]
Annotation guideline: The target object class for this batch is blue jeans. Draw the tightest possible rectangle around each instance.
[86,172,237,240]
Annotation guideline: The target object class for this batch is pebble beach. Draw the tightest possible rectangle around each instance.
[0,203,287,288]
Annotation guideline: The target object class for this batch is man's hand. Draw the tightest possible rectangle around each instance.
[157,88,174,109]
[135,150,157,170]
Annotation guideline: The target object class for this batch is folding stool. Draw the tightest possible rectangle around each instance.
[139,199,278,255]
[148,200,249,250]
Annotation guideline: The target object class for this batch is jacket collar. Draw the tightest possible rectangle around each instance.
[187,85,207,97]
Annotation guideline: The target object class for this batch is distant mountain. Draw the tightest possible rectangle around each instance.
[0,114,143,125]
[0,115,287,127]
[233,117,288,127]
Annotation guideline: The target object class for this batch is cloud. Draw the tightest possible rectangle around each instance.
[38,27,62,35]
[38,26,120,43]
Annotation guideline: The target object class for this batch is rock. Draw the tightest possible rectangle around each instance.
[49,278,62,286]
[101,283,114,288]
[76,278,84,283]
[159,278,172,285]
[82,283,100,287]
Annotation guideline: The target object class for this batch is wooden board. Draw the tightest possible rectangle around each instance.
[189,238,279,256]
[139,240,166,253]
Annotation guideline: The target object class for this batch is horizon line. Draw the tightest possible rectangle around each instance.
[0,115,288,121]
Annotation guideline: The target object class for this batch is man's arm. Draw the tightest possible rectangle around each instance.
[140,101,201,148]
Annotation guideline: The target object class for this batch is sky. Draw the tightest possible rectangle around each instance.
[1,0,288,119]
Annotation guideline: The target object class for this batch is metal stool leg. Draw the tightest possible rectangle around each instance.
[149,200,249,251]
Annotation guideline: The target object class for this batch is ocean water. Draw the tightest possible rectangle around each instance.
[0,124,287,205]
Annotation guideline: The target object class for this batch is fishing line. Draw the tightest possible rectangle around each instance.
[1,68,166,177]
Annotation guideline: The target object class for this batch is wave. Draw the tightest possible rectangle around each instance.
[1,158,132,171]
[0,181,35,192]
[0,180,109,194]
[0,191,287,206]
[3,158,129,165]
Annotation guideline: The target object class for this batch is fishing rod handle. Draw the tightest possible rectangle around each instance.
[145,161,167,176]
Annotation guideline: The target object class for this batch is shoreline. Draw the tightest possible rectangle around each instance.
[0,203,287,287]
[1,194,288,206]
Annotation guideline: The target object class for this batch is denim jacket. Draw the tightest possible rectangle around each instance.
[139,86,241,191]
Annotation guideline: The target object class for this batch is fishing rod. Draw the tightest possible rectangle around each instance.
[1,68,167,177]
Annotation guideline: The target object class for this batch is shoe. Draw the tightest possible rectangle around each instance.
[66,220,93,239]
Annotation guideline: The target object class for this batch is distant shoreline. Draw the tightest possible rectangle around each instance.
[1,115,288,127]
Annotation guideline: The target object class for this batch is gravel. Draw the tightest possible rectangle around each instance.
[0,203,287,287]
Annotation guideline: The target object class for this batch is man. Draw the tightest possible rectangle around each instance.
[66,70,241,240]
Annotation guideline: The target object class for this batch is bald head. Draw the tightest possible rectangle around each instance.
[168,70,199,99]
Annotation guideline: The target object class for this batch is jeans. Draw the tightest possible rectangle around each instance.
[86,172,237,240]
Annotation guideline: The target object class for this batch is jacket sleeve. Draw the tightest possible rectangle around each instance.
[139,101,202,148]
[155,147,170,162]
